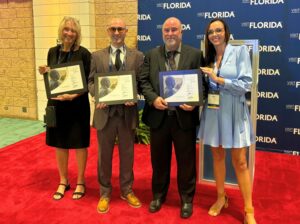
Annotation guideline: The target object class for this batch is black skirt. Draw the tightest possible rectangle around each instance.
[46,93,90,149]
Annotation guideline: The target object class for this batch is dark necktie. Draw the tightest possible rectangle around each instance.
[167,51,177,70]
[115,49,122,71]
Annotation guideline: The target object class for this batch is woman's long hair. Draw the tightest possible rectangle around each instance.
[204,18,230,66]
[58,16,82,48]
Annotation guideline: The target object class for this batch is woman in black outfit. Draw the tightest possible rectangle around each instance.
[38,17,91,200]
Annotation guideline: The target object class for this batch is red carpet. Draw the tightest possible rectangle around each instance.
[0,128,299,224]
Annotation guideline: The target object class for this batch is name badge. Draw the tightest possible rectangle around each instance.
[207,90,220,109]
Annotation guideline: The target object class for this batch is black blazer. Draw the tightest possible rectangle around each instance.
[139,44,206,130]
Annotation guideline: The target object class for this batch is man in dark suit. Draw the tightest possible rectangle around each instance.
[139,17,205,218]
[88,18,144,214]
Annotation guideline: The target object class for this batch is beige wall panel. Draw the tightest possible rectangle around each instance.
[19,68,36,78]
[7,39,26,49]
[33,0,60,5]
[0,59,12,68]
[25,38,35,49]
[59,4,81,15]
[0,0,37,119]
[0,2,8,9]
[16,7,33,18]
[1,29,18,38]
[23,107,38,119]
[15,58,34,69]
[18,28,34,39]
[19,49,35,59]
[79,3,90,14]
[33,16,61,27]
[14,97,29,107]
[5,68,21,78]
[2,49,18,58]
[0,9,17,18]
[95,3,106,15]
[8,1,32,8]
[34,38,57,48]
[35,49,49,59]
[0,107,14,116]
[13,79,28,88]
[127,26,137,37]
[0,19,9,28]
[5,87,21,97]
[34,27,57,38]
[8,18,25,28]
[3,96,14,106]
[36,78,45,88]
[37,89,47,99]
[0,39,7,48]
[33,5,60,16]
[96,27,107,38]
[78,15,92,26]
[0,77,12,87]
[105,2,136,14]
[0,89,5,96]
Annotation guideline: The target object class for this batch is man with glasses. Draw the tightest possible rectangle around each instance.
[139,17,206,218]
[88,18,144,214]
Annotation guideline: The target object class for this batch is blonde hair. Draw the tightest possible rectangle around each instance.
[58,16,82,47]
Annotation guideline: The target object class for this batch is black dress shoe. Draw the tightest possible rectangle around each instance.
[180,202,193,218]
[149,198,165,213]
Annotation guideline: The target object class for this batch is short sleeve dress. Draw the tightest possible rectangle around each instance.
[46,45,91,149]
[198,44,255,149]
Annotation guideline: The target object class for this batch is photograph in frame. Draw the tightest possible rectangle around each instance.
[94,71,137,105]
[43,61,87,99]
[159,69,203,106]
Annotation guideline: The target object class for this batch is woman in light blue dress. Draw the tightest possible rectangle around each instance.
[199,19,256,224]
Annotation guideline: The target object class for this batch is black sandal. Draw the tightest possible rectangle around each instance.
[72,184,86,200]
[53,183,71,200]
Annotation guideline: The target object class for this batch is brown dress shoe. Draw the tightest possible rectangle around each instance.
[121,192,142,208]
[97,196,110,213]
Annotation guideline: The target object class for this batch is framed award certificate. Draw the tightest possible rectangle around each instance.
[94,71,137,105]
[159,69,203,106]
[43,61,87,99]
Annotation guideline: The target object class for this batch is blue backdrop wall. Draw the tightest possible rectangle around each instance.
[137,0,300,154]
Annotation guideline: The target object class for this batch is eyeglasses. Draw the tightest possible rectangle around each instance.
[208,28,224,36]
[108,27,126,33]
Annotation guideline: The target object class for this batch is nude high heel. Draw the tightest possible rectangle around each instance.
[208,192,229,216]
[244,207,256,224]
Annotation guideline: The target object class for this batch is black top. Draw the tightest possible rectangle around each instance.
[46,45,91,149]
[140,44,205,130]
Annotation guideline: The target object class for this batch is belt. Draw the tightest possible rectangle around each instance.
[167,110,176,116]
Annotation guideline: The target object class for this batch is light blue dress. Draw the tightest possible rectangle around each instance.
[198,44,255,148]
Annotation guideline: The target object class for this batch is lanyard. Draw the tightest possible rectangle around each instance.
[57,44,74,64]
[214,55,223,89]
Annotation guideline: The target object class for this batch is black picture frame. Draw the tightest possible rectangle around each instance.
[43,61,87,99]
[94,70,137,105]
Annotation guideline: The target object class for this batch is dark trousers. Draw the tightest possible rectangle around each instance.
[150,114,196,203]
[97,115,135,197]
